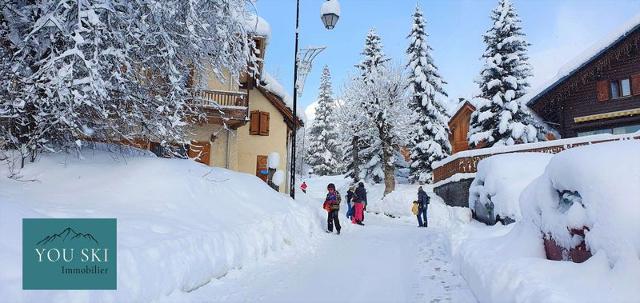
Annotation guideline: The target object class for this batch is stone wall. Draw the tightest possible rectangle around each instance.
[433,177,474,208]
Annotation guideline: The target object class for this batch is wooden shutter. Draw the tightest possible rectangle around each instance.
[188,141,211,165]
[259,111,270,136]
[631,74,640,96]
[249,111,260,135]
[256,155,268,182]
[596,80,609,102]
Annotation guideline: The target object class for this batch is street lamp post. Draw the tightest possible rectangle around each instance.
[290,0,340,199]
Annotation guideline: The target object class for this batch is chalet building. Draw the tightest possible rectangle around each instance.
[148,16,303,194]
[434,15,640,208]
[448,101,476,154]
[526,17,640,138]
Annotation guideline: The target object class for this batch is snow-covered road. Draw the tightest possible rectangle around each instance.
[157,212,477,303]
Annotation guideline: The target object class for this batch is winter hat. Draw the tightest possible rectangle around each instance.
[327,183,336,190]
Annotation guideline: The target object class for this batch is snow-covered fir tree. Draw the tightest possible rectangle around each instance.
[0,0,257,167]
[353,29,390,186]
[405,5,451,184]
[306,66,342,175]
[468,0,545,148]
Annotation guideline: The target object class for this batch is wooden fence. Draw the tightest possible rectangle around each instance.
[432,134,640,183]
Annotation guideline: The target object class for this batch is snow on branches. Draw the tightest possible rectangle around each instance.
[0,0,257,166]
[405,5,451,184]
[338,29,410,194]
[468,0,546,148]
[307,66,342,176]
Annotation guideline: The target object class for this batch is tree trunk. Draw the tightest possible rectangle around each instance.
[351,135,360,182]
[380,126,395,196]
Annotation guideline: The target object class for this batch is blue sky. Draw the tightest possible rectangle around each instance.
[253,0,640,119]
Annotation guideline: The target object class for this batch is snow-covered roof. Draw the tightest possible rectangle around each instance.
[244,14,271,41]
[525,13,640,107]
[260,72,307,123]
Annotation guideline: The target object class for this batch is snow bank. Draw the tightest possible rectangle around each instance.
[366,184,420,218]
[457,141,640,303]
[469,152,553,223]
[0,146,323,303]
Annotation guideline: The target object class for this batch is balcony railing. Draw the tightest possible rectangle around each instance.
[193,89,248,108]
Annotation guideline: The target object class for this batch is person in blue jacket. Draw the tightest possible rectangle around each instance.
[417,186,430,227]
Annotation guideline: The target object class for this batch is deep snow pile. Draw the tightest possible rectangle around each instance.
[468,152,553,222]
[0,146,323,303]
[457,141,640,303]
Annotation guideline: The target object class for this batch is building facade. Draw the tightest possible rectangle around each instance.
[527,19,640,138]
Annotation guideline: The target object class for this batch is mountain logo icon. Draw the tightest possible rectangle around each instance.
[36,227,99,246]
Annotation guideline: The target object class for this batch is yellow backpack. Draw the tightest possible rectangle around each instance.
[411,201,419,215]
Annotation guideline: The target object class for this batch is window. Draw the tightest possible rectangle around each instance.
[613,124,640,135]
[577,124,640,137]
[621,78,631,97]
[610,80,620,99]
[576,129,612,137]
[610,78,631,99]
[249,110,270,136]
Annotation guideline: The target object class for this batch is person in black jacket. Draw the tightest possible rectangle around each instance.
[417,186,430,227]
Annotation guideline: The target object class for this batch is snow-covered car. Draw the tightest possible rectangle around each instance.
[520,140,640,263]
[468,152,553,225]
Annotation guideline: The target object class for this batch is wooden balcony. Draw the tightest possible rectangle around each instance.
[192,89,249,128]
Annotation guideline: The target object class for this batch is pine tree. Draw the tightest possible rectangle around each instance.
[340,28,389,183]
[306,66,341,175]
[354,29,389,185]
[468,0,544,148]
[406,5,451,184]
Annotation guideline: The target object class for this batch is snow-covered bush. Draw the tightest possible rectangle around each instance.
[468,152,552,225]
[457,141,640,303]
[0,146,323,302]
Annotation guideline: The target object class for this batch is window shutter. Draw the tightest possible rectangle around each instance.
[259,111,270,136]
[256,155,268,182]
[596,80,609,102]
[249,111,260,135]
[631,74,640,96]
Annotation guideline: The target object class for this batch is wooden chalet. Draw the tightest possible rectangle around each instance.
[448,101,476,154]
[527,17,640,138]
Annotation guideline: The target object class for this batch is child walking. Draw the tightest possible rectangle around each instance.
[324,183,342,234]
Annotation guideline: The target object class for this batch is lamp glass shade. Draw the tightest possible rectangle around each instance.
[321,13,339,30]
